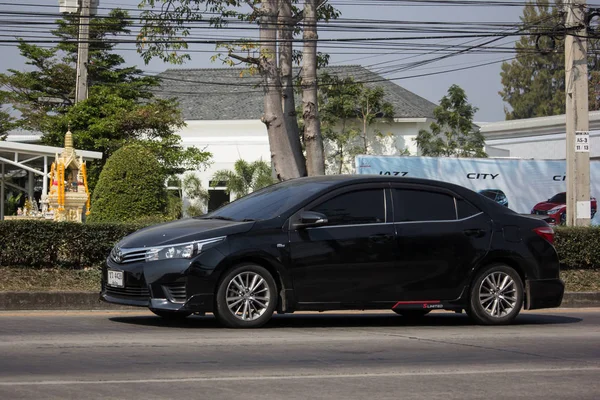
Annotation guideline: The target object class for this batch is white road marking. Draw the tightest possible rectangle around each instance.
[1,367,599,386]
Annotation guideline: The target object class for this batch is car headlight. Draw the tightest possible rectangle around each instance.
[145,237,225,262]
[548,206,563,214]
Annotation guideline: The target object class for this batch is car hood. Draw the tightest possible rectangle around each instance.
[117,218,255,248]
[533,202,562,211]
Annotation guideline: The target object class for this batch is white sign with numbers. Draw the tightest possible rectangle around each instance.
[576,131,590,152]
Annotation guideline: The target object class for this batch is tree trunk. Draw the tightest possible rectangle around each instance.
[259,0,303,181]
[338,143,343,175]
[363,102,369,154]
[339,119,346,174]
[301,0,325,176]
[279,0,307,177]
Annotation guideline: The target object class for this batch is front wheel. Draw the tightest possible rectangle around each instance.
[214,264,277,328]
[468,264,524,325]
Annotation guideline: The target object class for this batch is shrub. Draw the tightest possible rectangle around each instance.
[0,220,147,269]
[87,144,169,223]
[555,227,600,271]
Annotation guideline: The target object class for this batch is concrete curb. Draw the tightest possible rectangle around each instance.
[0,291,599,311]
[559,292,600,308]
[0,292,135,311]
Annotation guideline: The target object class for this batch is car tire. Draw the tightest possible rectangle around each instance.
[393,309,431,319]
[150,309,192,320]
[468,264,524,325]
[214,263,277,329]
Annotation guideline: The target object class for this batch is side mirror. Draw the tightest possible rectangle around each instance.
[293,211,328,229]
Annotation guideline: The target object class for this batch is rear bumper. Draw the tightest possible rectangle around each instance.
[526,278,565,310]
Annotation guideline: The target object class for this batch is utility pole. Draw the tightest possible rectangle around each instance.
[565,0,591,226]
[75,0,91,103]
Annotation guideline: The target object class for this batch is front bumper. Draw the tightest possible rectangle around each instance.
[100,256,218,313]
[526,278,565,310]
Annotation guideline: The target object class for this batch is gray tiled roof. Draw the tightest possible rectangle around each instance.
[154,65,437,121]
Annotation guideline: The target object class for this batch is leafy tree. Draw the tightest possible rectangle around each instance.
[356,86,395,154]
[137,0,339,180]
[319,73,363,174]
[0,108,14,140]
[88,145,170,223]
[0,9,211,190]
[211,159,275,198]
[500,0,600,119]
[416,85,486,158]
[317,73,395,174]
[0,93,15,140]
[182,173,210,217]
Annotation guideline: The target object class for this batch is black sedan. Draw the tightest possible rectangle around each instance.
[101,175,564,328]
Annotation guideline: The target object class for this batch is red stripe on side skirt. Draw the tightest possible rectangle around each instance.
[393,300,441,308]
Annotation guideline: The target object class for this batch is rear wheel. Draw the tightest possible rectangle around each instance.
[468,264,523,325]
[214,263,277,328]
[150,309,192,320]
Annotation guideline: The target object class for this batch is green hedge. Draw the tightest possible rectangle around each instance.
[555,227,600,271]
[0,221,599,271]
[88,144,169,223]
[0,220,147,269]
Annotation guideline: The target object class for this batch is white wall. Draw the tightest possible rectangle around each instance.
[176,120,271,213]
[486,130,600,160]
[178,120,271,189]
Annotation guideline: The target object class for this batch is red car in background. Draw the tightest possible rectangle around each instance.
[531,192,597,225]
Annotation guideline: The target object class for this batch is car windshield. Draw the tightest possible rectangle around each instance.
[200,180,331,221]
[549,193,567,203]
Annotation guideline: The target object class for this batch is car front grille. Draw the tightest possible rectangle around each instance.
[534,210,548,215]
[105,285,150,300]
[110,247,147,264]
[163,282,187,303]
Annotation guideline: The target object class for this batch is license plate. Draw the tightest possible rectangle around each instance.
[107,270,124,288]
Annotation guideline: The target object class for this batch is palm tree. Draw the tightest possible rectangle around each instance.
[212,159,275,198]
[182,173,210,217]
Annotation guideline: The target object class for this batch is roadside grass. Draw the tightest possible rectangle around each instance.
[0,267,101,292]
[0,267,598,293]
[560,269,600,292]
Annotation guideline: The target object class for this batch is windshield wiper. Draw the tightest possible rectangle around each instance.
[199,216,236,221]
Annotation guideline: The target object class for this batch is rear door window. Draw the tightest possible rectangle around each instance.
[393,189,456,222]
[457,198,481,219]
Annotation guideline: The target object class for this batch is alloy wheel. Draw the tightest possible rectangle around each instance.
[478,271,517,318]
[225,271,271,321]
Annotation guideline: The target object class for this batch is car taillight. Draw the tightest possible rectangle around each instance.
[533,226,555,244]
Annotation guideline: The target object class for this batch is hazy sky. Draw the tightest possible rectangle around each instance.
[0,0,528,122]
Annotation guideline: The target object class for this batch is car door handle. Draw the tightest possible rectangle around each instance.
[369,234,394,244]
[463,228,486,238]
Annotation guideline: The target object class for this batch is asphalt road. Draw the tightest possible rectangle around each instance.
[0,309,599,400]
